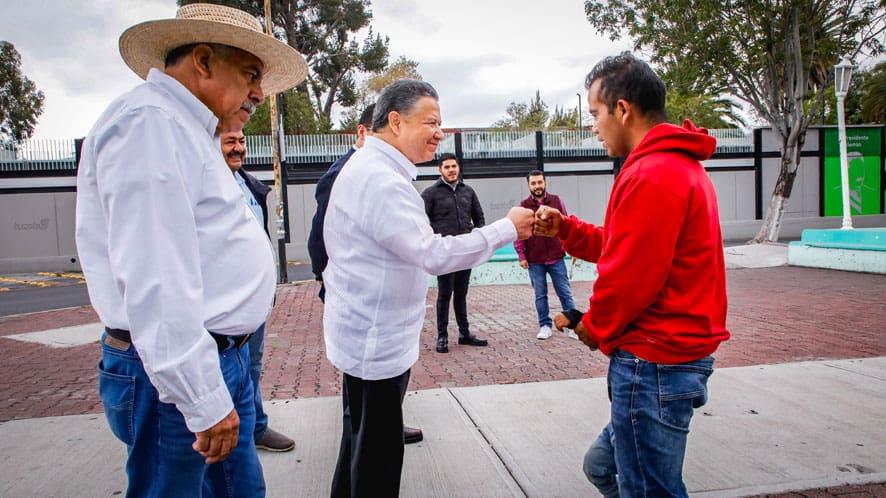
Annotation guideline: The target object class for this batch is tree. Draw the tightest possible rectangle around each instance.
[660,59,745,128]
[548,105,579,129]
[0,41,44,147]
[814,62,886,125]
[666,92,745,129]
[339,56,422,130]
[584,0,886,242]
[180,0,390,132]
[810,63,874,125]
[492,90,550,130]
[243,90,318,135]
[858,62,886,123]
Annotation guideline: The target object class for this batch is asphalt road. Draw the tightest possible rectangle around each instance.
[0,263,316,317]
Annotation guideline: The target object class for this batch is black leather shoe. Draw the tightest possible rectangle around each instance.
[404,425,423,444]
[436,335,449,353]
[458,334,488,347]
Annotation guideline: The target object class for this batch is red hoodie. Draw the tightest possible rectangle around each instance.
[558,120,730,363]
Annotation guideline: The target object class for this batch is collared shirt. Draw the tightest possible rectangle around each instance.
[323,136,516,380]
[235,170,265,225]
[75,69,276,432]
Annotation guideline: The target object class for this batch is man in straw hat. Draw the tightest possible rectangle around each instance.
[75,4,306,495]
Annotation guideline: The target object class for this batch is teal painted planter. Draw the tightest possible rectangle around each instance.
[788,228,886,274]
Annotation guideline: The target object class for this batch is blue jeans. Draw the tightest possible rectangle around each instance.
[98,333,265,497]
[527,259,576,327]
[583,350,714,497]
[248,323,269,441]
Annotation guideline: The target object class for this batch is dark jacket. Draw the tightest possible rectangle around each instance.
[307,147,356,284]
[514,193,567,263]
[421,178,485,236]
[237,168,271,236]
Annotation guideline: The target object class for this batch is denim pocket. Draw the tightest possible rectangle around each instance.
[657,362,713,430]
[97,360,136,446]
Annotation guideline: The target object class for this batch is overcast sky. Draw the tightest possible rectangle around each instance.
[3,0,632,139]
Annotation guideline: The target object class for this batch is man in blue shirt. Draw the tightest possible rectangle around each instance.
[220,123,296,453]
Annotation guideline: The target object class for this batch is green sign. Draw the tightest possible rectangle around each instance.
[823,127,882,216]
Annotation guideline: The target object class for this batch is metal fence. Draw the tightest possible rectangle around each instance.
[0,139,77,172]
[2,128,753,172]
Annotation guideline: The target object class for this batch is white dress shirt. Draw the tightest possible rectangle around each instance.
[75,69,277,432]
[323,136,516,380]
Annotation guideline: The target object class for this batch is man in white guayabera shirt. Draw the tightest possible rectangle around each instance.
[74,4,307,496]
[323,79,536,497]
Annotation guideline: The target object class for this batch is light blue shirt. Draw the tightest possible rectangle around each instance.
[235,172,265,226]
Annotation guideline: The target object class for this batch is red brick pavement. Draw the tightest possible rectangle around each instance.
[1,266,884,425]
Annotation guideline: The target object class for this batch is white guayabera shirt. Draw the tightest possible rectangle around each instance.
[75,69,276,432]
[323,136,517,380]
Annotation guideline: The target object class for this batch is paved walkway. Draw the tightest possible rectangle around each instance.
[1,357,884,497]
[2,266,884,423]
[1,265,884,497]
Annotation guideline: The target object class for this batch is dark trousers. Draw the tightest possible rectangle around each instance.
[436,269,471,337]
[331,369,411,498]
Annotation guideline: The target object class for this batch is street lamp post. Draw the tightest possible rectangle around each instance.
[576,93,582,130]
[834,55,855,230]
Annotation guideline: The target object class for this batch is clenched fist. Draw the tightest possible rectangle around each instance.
[506,207,535,240]
[534,205,564,237]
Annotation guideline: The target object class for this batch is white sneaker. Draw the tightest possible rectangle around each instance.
[536,325,553,340]
[565,328,579,340]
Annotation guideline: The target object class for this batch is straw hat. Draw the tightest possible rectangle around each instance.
[119,3,308,95]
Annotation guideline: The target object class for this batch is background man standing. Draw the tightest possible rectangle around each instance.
[75,4,307,495]
[323,79,534,497]
[421,153,488,353]
[515,170,578,340]
[219,123,295,452]
[536,53,730,498]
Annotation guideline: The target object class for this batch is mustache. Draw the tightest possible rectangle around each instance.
[227,150,245,160]
[240,101,256,115]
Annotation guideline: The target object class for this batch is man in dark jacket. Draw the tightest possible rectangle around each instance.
[515,170,577,341]
[307,105,374,301]
[220,124,296,452]
[306,104,424,445]
[421,153,488,353]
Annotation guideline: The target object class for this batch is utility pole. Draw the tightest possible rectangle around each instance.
[576,93,582,130]
[264,0,289,282]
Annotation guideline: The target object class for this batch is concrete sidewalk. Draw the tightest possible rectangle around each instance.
[2,357,884,498]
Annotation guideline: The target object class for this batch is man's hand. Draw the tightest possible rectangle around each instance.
[519,259,529,270]
[507,207,535,240]
[573,320,599,351]
[553,312,570,331]
[534,205,563,237]
[193,409,240,464]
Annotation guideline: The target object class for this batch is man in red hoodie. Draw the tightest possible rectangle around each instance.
[535,53,730,497]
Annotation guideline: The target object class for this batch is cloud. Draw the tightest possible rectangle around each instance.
[372,0,442,35]
[2,0,173,98]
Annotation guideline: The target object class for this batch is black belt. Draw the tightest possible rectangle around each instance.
[104,327,252,353]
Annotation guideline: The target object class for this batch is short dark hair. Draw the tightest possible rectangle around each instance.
[372,79,439,132]
[358,104,375,128]
[439,153,457,166]
[526,170,544,181]
[584,52,666,121]
[164,43,241,68]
